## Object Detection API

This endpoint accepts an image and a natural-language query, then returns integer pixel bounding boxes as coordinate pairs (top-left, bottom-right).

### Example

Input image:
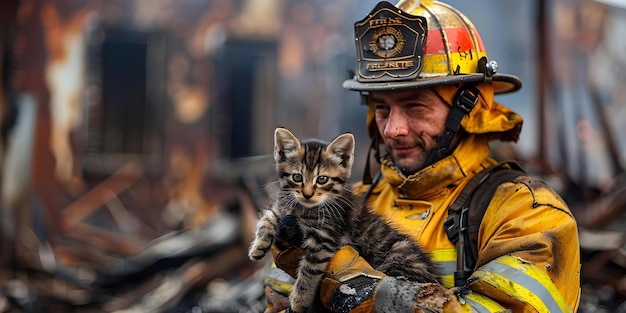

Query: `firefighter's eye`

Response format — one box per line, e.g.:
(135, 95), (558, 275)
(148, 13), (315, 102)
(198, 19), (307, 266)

(292, 174), (303, 182)
(317, 176), (329, 184)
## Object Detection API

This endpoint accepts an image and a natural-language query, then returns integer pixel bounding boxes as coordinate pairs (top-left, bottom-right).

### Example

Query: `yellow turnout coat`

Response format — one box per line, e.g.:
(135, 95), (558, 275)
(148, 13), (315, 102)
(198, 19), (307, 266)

(354, 133), (581, 312)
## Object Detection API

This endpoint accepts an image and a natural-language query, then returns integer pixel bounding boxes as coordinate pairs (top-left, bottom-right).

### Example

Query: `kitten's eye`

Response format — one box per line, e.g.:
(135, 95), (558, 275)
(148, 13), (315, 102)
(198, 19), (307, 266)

(292, 174), (303, 182)
(316, 176), (329, 184)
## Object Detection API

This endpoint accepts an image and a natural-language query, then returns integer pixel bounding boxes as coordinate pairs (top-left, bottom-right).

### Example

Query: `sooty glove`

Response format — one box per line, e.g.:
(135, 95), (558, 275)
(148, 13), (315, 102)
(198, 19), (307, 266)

(271, 215), (304, 278)
(320, 246), (462, 313)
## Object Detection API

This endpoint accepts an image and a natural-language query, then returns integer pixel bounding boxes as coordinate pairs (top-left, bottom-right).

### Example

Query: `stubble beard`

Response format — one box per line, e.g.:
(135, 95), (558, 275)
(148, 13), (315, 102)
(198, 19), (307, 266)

(390, 134), (441, 176)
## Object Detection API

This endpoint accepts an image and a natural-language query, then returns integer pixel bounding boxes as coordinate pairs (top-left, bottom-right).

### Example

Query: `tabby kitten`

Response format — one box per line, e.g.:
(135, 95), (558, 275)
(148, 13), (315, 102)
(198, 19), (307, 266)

(249, 127), (439, 313)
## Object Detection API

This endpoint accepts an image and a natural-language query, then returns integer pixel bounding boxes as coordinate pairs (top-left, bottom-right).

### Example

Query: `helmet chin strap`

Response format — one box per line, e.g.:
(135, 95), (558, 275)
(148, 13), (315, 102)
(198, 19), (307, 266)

(424, 84), (480, 167)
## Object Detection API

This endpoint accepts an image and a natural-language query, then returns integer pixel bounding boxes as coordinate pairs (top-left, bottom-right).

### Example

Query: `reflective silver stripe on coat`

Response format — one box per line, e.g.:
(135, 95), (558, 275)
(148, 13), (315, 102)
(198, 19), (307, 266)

(461, 291), (510, 313)
(472, 256), (571, 312)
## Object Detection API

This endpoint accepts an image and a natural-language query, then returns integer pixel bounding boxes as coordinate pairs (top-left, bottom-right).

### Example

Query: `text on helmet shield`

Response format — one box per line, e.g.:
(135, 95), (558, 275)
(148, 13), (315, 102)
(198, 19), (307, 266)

(354, 1), (427, 83)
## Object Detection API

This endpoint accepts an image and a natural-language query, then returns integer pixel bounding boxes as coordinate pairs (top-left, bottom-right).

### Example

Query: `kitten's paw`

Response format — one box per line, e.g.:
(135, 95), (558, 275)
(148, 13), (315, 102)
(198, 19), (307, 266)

(287, 305), (304, 313)
(248, 243), (269, 261)
(289, 299), (309, 313)
(248, 249), (267, 261)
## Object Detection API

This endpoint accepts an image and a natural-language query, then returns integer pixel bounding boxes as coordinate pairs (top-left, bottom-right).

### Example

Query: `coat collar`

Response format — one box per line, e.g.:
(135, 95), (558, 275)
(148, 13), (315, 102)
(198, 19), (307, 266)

(379, 134), (491, 199)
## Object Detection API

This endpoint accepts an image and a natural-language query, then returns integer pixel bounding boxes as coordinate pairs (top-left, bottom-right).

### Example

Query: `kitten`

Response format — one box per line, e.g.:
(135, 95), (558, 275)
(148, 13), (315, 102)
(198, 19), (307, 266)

(249, 127), (439, 313)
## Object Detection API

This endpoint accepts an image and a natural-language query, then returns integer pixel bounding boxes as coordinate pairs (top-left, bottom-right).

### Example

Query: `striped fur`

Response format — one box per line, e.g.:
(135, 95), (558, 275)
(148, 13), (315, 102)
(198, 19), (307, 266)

(249, 128), (439, 313)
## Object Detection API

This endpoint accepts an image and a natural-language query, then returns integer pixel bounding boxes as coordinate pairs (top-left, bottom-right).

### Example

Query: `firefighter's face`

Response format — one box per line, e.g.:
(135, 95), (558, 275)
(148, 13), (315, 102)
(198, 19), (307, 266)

(372, 88), (450, 175)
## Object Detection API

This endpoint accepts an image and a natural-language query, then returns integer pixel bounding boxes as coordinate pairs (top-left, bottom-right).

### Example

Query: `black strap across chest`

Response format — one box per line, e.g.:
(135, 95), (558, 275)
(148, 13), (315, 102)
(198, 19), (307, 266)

(444, 161), (526, 287)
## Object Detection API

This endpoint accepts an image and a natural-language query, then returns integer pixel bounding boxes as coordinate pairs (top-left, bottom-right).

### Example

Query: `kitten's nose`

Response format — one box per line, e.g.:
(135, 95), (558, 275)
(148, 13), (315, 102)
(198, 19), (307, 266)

(303, 186), (314, 199)
(303, 191), (313, 199)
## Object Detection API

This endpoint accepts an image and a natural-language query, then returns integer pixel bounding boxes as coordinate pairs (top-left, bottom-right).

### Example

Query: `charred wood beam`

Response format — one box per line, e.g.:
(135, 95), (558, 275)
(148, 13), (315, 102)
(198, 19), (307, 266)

(62, 223), (142, 258)
(62, 163), (142, 229)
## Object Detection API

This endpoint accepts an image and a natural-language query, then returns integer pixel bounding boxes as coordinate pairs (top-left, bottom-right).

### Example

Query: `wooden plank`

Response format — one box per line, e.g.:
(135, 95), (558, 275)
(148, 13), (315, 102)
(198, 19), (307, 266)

(62, 163), (142, 228)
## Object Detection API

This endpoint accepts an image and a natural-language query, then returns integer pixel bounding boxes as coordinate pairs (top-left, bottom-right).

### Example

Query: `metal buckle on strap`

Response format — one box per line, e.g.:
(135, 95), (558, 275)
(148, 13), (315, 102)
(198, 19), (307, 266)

(444, 215), (459, 244)
(455, 85), (480, 113)
(444, 206), (470, 245)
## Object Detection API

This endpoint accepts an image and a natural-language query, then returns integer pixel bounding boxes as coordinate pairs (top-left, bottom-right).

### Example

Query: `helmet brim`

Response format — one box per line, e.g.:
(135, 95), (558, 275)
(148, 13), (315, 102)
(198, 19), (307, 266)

(342, 73), (522, 94)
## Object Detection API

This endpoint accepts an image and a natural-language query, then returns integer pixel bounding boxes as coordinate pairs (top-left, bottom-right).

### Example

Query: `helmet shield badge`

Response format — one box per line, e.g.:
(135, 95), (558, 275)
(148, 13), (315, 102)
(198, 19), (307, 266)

(355, 1), (427, 83)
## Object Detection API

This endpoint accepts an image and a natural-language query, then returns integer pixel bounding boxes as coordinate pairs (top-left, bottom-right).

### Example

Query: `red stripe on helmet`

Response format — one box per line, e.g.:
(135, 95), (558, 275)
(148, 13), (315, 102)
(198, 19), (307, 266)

(424, 27), (483, 55)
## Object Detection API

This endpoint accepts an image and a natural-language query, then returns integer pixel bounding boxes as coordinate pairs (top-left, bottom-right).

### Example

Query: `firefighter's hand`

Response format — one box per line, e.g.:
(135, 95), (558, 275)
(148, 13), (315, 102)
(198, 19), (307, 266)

(320, 246), (385, 312)
(264, 285), (290, 313)
(264, 266), (295, 313)
(320, 246), (463, 313)
(270, 215), (304, 278)
(270, 244), (302, 279)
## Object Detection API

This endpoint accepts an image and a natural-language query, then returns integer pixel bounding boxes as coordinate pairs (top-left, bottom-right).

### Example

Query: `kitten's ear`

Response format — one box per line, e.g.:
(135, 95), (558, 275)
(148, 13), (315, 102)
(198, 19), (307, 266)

(327, 133), (355, 168)
(274, 127), (301, 162)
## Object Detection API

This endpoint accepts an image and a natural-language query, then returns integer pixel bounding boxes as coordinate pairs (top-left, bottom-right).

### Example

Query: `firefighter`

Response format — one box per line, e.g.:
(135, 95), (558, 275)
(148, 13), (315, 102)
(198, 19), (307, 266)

(266, 1), (581, 312)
